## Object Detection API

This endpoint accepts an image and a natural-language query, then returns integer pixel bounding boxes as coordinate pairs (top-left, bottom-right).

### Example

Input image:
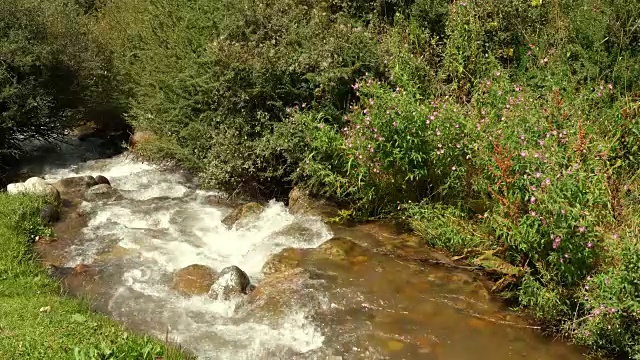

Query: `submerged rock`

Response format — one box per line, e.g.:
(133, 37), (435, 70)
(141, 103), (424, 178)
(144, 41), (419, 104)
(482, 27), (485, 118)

(316, 237), (365, 260)
(7, 177), (61, 203)
(173, 264), (218, 296)
(221, 202), (264, 229)
(39, 204), (60, 224)
(208, 265), (252, 300)
(261, 247), (305, 276)
(85, 184), (120, 202)
(288, 187), (340, 220)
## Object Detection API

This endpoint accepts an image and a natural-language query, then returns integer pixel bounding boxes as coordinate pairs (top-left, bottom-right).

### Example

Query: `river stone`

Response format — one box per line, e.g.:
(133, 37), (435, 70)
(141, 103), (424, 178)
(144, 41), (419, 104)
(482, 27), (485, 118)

(53, 175), (98, 194)
(208, 265), (251, 300)
(85, 184), (119, 201)
(289, 186), (340, 220)
(40, 204), (60, 224)
(7, 177), (61, 203)
(94, 175), (111, 186)
(316, 237), (364, 260)
(261, 248), (305, 276)
(173, 264), (218, 295)
(221, 202), (264, 229)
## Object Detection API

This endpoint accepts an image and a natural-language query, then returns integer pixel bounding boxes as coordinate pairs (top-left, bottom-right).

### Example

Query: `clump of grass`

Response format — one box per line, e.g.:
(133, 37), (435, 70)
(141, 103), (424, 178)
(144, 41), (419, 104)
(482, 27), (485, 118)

(0, 193), (191, 360)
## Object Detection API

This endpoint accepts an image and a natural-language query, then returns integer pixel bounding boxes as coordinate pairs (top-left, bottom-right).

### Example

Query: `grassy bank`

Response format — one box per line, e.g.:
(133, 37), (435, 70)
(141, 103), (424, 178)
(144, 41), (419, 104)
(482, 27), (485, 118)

(0, 193), (186, 360)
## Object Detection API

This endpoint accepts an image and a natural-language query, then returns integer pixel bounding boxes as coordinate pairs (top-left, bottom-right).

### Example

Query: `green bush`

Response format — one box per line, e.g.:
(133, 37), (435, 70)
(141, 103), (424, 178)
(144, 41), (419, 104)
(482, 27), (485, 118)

(98, 0), (383, 195)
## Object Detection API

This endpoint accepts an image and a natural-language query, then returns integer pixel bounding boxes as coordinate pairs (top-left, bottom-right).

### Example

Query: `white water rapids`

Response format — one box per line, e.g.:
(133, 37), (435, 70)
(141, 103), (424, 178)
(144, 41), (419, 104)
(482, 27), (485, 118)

(38, 150), (332, 359)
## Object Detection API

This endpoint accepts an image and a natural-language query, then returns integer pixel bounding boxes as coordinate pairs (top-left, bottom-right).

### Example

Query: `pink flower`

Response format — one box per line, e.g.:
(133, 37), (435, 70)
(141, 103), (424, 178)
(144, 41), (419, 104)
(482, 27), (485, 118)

(530, 196), (536, 204)
(393, 121), (397, 127)
(578, 226), (586, 233)
(520, 151), (527, 157)
(587, 242), (593, 248)
(553, 236), (561, 249)
(613, 233), (619, 239)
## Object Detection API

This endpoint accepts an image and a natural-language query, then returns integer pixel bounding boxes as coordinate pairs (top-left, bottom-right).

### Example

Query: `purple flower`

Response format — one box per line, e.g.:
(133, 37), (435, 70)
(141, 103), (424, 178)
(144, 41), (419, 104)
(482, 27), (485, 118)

(553, 236), (561, 249)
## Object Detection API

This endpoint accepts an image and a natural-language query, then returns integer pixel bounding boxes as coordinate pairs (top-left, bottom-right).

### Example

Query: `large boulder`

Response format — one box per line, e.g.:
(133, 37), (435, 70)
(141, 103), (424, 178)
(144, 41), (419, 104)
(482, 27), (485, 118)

(173, 264), (218, 296)
(52, 175), (98, 194)
(288, 187), (340, 220)
(208, 265), (252, 300)
(85, 184), (120, 202)
(7, 177), (61, 203)
(221, 202), (264, 229)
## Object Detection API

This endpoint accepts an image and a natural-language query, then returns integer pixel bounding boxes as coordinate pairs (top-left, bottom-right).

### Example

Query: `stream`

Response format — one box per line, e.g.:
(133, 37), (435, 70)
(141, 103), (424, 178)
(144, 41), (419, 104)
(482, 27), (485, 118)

(15, 138), (589, 359)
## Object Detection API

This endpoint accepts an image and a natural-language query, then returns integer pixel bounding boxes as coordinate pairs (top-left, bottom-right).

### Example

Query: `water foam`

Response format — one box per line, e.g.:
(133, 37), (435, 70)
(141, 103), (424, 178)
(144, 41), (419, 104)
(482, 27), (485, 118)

(55, 153), (331, 358)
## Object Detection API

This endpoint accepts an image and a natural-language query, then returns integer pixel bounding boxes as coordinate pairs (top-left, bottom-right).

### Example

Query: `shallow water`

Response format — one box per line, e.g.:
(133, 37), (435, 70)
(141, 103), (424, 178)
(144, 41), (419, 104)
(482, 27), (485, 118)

(23, 139), (588, 359)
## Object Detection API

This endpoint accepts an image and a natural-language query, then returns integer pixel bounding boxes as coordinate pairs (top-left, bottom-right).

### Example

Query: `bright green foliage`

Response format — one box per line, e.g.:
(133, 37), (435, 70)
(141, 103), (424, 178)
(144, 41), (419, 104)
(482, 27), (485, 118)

(0, 193), (190, 359)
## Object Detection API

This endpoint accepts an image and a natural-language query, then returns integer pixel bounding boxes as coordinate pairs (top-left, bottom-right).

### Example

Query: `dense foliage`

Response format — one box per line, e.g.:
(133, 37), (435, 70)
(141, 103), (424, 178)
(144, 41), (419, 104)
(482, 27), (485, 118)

(3, 0), (640, 357)
(0, 0), (122, 161)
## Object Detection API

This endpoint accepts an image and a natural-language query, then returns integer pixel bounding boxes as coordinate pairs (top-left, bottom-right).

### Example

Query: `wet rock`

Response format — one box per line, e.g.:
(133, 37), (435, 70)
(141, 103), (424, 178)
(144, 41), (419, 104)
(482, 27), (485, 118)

(221, 202), (264, 229)
(245, 269), (324, 320)
(173, 264), (218, 296)
(73, 263), (95, 275)
(52, 175), (98, 194)
(316, 237), (364, 260)
(289, 187), (340, 220)
(7, 177), (61, 203)
(261, 248), (305, 276)
(85, 184), (120, 202)
(39, 204), (60, 224)
(208, 265), (251, 300)
(94, 175), (111, 186)
(266, 223), (316, 241)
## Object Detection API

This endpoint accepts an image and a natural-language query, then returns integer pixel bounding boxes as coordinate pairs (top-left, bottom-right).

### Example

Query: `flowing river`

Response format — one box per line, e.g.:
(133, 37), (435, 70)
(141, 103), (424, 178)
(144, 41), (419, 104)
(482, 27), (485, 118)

(15, 138), (589, 359)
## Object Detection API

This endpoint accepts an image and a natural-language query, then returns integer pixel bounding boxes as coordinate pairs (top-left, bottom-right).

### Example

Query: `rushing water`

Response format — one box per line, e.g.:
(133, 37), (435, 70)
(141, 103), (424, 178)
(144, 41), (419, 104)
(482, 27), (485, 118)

(17, 138), (589, 359)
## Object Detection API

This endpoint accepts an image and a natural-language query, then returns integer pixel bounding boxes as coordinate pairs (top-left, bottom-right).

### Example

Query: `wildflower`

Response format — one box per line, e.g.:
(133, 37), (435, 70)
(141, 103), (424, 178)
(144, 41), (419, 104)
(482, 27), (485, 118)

(578, 226), (586, 233)
(436, 128), (441, 136)
(530, 196), (536, 204)
(520, 151), (527, 157)
(369, 98), (374, 105)
(587, 242), (593, 248)
(495, 71), (501, 76)
(553, 236), (561, 249)
(561, 209), (566, 215)
(452, 166), (457, 171)
(393, 121), (397, 127)
(520, 134), (525, 140)
(531, 185), (537, 191)
(535, 172), (542, 178)
(613, 233), (619, 239)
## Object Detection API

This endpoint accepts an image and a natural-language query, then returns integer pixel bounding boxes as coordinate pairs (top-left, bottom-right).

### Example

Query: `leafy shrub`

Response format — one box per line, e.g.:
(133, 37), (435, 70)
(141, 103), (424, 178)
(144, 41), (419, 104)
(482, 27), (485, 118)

(98, 0), (383, 195)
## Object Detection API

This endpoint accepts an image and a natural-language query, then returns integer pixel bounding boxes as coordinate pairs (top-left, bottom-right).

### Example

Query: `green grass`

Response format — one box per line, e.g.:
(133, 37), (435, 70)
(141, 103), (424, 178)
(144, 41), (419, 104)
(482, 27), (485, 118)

(0, 193), (189, 360)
